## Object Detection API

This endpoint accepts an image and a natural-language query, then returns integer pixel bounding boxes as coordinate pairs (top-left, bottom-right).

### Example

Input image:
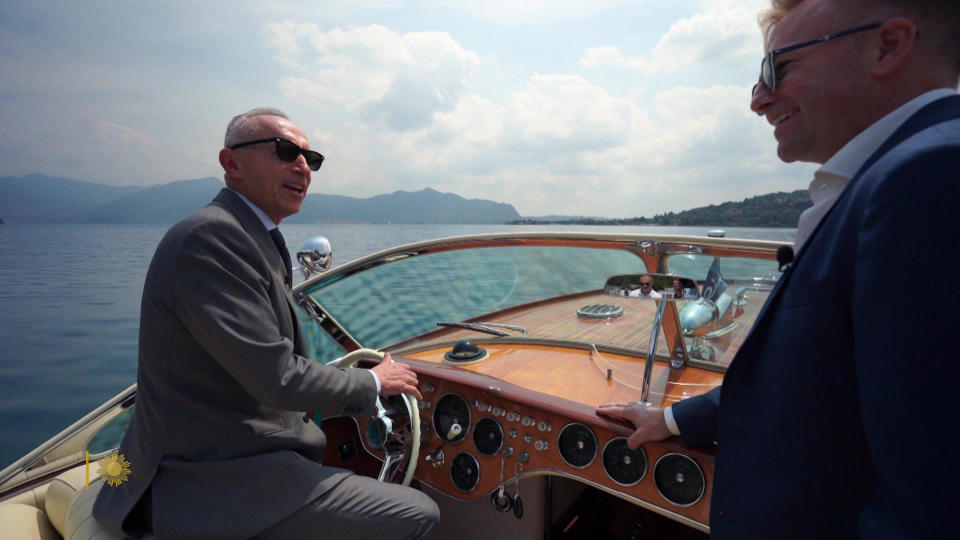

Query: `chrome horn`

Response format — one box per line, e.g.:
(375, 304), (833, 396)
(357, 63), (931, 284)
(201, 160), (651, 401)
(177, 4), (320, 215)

(296, 235), (333, 279)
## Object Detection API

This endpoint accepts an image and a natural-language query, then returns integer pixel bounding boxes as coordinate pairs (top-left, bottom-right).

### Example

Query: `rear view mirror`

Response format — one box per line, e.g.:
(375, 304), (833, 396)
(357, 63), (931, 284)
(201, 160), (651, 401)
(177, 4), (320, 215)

(604, 273), (699, 301)
(297, 235), (334, 279)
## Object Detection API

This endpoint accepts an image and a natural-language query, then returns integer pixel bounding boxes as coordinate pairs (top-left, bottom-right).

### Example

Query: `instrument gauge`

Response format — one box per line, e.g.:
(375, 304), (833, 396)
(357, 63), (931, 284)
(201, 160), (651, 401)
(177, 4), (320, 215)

(450, 452), (480, 492)
(602, 437), (647, 486)
(473, 417), (504, 456)
(653, 453), (705, 507)
(433, 393), (470, 444)
(558, 423), (598, 468)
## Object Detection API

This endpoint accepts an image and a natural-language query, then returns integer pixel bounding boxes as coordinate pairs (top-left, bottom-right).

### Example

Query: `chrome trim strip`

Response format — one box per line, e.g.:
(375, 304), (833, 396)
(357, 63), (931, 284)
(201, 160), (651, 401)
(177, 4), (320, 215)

(0, 384), (137, 489)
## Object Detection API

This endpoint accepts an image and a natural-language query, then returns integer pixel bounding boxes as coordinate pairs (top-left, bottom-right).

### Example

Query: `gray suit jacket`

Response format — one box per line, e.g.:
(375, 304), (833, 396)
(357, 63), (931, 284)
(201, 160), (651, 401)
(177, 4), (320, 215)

(93, 189), (378, 539)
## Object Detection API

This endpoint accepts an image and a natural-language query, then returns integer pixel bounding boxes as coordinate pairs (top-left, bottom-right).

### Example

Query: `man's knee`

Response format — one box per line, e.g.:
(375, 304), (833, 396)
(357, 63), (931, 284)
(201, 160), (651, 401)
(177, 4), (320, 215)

(401, 490), (440, 539)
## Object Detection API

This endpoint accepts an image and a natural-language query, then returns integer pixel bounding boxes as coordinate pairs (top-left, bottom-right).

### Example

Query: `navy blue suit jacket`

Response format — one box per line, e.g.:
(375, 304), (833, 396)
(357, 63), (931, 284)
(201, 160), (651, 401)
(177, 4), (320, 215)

(673, 95), (960, 538)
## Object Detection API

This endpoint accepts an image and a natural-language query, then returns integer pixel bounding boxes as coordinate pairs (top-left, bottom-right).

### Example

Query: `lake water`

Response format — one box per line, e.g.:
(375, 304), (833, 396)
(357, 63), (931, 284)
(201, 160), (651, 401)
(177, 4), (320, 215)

(0, 222), (794, 468)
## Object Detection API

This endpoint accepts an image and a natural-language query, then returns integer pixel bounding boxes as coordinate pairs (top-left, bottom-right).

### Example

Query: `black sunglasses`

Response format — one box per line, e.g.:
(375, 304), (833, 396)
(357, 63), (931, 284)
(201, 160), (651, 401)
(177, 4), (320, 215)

(229, 137), (324, 171)
(640, 282), (653, 287)
(754, 22), (881, 94)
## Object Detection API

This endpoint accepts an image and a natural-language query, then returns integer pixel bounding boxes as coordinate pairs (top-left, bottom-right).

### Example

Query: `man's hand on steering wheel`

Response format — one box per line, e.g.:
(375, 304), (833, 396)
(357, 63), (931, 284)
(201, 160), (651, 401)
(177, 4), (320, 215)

(370, 353), (423, 400)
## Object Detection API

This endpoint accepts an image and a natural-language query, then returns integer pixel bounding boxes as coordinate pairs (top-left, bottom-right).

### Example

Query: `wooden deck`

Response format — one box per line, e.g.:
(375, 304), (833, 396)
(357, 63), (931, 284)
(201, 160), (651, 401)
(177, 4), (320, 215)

(399, 288), (771, 407)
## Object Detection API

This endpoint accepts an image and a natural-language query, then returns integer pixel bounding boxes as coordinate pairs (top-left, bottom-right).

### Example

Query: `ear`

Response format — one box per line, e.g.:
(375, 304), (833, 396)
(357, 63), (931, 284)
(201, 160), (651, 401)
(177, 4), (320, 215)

(219, 148), (242, 184)
(871, 18), (916, 80)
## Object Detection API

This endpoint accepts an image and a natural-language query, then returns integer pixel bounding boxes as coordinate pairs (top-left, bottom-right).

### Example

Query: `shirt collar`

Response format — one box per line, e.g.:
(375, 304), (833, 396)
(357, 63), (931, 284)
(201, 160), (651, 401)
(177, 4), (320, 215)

(227, 188), (277, 231)
(818, 88), (958, 179)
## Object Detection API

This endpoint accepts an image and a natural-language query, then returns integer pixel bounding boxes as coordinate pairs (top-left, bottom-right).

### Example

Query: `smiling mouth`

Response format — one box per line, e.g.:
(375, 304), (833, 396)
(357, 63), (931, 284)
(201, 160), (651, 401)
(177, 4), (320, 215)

(773, 111), (796, 125)
(283, 183), (306, 195)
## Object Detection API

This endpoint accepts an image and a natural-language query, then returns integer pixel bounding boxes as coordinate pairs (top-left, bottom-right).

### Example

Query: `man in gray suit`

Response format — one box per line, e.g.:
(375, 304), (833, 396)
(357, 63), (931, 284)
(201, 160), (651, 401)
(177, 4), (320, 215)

(93, 108), (439, 539)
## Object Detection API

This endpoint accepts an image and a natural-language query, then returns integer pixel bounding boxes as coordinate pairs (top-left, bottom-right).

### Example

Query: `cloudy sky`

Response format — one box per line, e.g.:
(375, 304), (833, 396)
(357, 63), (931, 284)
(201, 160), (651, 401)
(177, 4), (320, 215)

(0, 0), (816, 218)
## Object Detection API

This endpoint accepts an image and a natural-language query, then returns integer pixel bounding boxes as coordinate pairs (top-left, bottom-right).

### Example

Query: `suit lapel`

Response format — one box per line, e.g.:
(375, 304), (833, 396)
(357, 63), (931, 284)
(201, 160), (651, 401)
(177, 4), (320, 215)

(734, 95), (960, 364)
(212, 189), (301, 344)
(212, 189), (284, 279)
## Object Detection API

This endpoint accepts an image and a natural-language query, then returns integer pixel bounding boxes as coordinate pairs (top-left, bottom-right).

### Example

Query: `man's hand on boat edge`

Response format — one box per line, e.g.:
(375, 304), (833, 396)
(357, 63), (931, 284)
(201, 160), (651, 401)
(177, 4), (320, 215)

(596, 402), (672, 449)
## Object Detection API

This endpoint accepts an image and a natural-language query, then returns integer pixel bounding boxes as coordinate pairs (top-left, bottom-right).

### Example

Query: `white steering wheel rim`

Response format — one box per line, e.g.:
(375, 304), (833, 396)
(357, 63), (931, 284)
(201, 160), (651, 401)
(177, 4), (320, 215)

(332, 348), (420, 486)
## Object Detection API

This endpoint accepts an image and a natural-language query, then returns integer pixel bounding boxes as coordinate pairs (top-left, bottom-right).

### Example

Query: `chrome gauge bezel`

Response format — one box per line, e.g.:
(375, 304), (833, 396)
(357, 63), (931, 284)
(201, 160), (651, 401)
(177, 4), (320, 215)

(653, 452), (705, 507)
(432, 392), (471, 444)
(557, 422), (598, 469)
(601, 436), (647, 487)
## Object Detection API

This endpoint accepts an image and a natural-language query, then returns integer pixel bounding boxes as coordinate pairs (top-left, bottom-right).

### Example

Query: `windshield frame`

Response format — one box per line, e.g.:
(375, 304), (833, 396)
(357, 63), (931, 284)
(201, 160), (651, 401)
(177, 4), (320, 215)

(293, 232), (785, 371)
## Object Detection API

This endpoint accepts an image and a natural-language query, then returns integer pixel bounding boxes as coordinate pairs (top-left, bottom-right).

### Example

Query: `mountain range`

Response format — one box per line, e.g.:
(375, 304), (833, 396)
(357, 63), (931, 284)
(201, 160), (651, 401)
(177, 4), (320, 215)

(0, 174), (811, 226)
(0, 175), (521, 224)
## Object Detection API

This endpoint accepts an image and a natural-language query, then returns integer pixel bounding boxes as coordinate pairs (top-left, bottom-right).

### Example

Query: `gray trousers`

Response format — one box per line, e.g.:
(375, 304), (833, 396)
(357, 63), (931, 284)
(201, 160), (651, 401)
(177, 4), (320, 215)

(253, 474), (439, 540)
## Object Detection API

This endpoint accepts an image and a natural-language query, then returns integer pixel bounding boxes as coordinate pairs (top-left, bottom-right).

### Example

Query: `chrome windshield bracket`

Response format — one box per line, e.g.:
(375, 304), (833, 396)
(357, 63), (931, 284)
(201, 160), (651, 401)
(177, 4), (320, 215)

(639, 299), (668, 405)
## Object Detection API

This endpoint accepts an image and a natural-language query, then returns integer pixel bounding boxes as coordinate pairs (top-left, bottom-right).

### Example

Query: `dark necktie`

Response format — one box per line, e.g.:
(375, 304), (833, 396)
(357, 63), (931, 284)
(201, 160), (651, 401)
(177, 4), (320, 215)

(269, 227), (293, 286)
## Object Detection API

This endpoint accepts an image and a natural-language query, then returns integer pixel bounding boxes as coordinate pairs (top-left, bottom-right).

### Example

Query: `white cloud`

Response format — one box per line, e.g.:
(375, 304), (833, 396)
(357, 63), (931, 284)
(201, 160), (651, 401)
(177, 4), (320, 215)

(580, 1), (764, 73)
(266, 23), (481, 131)
(423, 0), (644, 26)
(0, 0), (814, 216)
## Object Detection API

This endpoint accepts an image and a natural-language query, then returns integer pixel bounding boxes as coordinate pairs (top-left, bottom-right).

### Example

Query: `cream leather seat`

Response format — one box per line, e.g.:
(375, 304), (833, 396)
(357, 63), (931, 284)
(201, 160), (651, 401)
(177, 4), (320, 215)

(0, 503), (59, 540)
(0, 464), (149, 540)
(61, 480), (133, 540)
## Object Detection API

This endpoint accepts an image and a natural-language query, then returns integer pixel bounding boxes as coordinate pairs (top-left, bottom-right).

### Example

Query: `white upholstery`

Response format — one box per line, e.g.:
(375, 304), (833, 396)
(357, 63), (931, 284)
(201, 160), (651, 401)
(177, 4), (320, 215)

(0, 503), (59, 540)
(3, 463), (153, 540)
(45, 465), (88, 534)
(64, 480), (130, 540)
(1, 483), (48, 511)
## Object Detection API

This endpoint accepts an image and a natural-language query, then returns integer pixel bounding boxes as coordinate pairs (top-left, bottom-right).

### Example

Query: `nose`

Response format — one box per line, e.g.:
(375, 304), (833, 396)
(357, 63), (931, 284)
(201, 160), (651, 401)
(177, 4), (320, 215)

(750, 80), (774, 116)
(291, 152), (311, 174)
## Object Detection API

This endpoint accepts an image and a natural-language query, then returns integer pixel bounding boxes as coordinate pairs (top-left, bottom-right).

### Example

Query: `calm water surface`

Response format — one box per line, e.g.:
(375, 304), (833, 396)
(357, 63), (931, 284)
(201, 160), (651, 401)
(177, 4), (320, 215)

(0, 223), (794, 468)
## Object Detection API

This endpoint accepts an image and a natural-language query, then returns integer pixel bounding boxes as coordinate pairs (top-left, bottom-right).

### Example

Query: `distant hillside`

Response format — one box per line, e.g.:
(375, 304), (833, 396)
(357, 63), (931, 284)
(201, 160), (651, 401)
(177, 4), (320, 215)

(0, 174), (144, 223)
(81, 177), (224, 223)
(286, 187), (520, 224)
(647, 190), (811, 227)
(0, 175), (521, 224)
(1, 174), (810, 226)
(511, 190), (812, 228)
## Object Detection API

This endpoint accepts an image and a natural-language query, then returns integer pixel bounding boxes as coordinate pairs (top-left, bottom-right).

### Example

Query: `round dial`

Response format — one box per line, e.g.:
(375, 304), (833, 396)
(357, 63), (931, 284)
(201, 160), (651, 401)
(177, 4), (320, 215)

(653, 453), (705, 506)
(433, 393), (470, 444)
(450, 452), (480, 492)
(473, 417), (504, 456)
(602, 437), (647, 486)
(558, 423), (598, 468)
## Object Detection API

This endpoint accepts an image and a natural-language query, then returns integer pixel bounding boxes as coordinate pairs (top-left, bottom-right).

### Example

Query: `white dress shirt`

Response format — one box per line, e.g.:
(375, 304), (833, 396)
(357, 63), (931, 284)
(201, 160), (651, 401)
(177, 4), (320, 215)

(665, 87), (959, 436)
(793, 88), (959, 250)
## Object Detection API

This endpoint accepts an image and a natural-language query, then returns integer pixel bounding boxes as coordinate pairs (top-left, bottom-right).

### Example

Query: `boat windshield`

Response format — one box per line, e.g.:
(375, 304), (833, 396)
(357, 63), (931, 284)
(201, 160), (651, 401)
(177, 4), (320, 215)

(297, 235), (783, 370)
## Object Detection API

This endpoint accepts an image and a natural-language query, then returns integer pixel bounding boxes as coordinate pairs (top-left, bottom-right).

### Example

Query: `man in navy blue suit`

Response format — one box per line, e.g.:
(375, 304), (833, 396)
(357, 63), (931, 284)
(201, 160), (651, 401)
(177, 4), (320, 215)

(599, 0), (960, 537)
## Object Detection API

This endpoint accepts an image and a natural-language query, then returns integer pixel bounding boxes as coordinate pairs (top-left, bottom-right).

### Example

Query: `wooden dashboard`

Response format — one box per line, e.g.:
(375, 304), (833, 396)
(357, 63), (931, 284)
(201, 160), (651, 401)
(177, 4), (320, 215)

(322, 353), (718, 532)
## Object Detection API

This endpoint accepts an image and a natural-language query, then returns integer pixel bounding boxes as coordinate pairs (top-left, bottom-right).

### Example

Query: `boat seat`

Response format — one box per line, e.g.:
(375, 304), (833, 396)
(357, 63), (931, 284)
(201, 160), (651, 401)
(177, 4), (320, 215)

(0, 464), (88, 540)
(45, 465), (89, 535)
(62, 479), (134, 540)
(29, 464), (153, 540)
(0, 502), (60, 540)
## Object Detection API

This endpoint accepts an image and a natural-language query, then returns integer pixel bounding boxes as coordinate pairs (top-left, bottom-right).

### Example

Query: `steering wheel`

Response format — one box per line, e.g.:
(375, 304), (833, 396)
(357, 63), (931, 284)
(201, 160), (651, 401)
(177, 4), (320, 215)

(331, 348), (420, 486)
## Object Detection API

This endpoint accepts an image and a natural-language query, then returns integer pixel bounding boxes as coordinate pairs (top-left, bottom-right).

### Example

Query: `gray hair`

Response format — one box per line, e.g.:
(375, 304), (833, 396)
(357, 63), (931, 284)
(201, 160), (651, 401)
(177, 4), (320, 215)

(223, 107), (289, 148)
(222, 107), (289, 185)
